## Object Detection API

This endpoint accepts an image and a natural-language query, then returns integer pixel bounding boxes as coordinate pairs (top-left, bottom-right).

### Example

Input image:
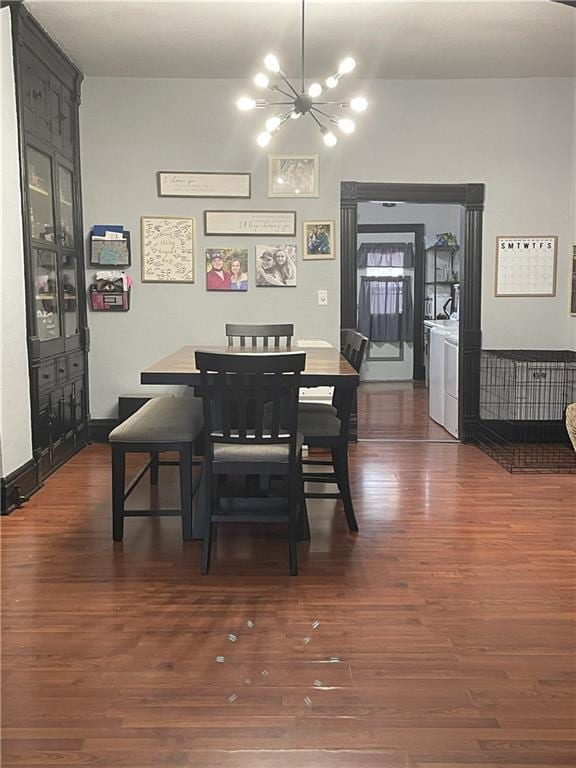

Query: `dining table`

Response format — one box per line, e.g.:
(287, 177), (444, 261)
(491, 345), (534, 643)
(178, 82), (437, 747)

(141, 343), (359, 538)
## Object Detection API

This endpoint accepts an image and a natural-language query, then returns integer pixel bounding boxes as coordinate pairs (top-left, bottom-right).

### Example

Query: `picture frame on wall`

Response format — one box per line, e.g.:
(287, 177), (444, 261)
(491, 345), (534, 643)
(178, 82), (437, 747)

(268, 155), (319, 198)
(157, 171), (251, 199)
(206, 248), (249, 291)
(204, 210), (297, 236)
(141, 216), (195, 283)
(303, 220), (335, 260)
(571, 244), (576, 316)
(256, 244), (297, 287)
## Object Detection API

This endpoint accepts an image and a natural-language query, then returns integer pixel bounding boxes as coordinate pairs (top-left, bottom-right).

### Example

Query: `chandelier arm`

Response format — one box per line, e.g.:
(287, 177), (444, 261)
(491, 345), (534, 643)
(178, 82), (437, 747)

(268, 101), (297, 106)
(278, 73), (300, 99)
(310, 106), (338, 121)
(308, 110), (325, 131)
(312, 102), (349, 106)
(271, 85), (296, 99)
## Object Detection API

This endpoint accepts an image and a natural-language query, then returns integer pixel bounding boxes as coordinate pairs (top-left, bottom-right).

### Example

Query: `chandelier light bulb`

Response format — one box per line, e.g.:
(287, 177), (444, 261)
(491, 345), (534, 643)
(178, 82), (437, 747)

(337, 117), (356, 134)
(325, 75), (339, 89)
(256, 131), (272, 147)
(322, 130), (338, 147)
(290, 111), (302, 120)
(307, 82), (322, 98)
(338, 57), (356, 75)
(350, 96), (368, 112)
(237, 96), (256, 111)
(264, 53), (281, 73)
(265, 115), (282, 132)
(254, 73), (269, 88)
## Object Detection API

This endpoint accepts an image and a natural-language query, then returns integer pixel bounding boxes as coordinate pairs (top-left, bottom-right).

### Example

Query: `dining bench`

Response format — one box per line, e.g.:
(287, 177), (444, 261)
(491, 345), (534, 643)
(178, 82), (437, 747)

(108, 397), (203, 541)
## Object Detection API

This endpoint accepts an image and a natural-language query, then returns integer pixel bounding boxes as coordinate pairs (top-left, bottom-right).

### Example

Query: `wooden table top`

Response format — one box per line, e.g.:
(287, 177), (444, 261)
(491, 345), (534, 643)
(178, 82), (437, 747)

(141, 345), (359, 387)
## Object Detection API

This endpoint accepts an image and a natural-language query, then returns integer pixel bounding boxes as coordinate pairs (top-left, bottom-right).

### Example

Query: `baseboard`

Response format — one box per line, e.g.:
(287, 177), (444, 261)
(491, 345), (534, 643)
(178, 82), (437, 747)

(89, 418), (118, 443)
(1, 457), (42, 515)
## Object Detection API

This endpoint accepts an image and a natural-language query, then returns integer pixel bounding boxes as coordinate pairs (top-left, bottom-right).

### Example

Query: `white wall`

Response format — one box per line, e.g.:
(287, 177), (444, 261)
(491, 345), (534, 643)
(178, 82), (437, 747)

(0, 8), (33, 477)
(80, 77), (575, 418)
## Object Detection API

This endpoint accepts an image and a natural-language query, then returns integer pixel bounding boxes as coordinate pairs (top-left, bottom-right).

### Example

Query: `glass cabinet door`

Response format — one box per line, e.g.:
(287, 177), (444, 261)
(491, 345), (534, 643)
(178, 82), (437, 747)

(27, 147), (55, 243)
(33, 248), (61, 340)
(57, 166), (75, 248)
(61, 253), (79, 338)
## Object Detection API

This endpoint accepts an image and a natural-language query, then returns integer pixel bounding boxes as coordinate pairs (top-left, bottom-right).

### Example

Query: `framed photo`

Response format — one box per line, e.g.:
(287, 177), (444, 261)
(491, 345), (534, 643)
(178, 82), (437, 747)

(204, 210), (296, 236)
(303, 220), (335, 260)
(141, 216), (195, 283)
(268, 155), (319, 198)
(206, 248), (248, 292)
(495, 236), (557, 297)
(571, 244), (576, 316)
(255, 244), (297, 287)
(157, 171), (251, 199)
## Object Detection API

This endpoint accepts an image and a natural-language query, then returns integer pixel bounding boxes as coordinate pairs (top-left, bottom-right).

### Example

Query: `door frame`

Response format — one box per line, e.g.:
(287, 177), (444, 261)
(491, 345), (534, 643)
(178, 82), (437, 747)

(341, 181), (484, 443)
(357, 223), (426, 381)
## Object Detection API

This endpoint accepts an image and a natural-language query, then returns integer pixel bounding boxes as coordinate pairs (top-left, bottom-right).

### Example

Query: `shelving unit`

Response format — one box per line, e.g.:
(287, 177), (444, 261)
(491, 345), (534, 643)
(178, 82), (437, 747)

(425, 244), (460, 319)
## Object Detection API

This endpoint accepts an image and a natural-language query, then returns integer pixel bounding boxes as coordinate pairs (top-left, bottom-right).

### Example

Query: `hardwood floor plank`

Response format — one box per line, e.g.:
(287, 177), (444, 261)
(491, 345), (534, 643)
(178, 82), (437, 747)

(1, 437), (574, 767)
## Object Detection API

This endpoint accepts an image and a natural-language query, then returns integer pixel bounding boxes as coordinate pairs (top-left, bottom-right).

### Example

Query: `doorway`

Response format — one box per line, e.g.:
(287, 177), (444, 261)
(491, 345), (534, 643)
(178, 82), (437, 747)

(341, 182), (484, 443)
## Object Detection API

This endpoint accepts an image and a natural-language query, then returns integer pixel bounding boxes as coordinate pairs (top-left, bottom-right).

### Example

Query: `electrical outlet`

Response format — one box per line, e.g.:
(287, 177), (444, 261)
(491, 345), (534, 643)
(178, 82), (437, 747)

(318, 289), (328, 306)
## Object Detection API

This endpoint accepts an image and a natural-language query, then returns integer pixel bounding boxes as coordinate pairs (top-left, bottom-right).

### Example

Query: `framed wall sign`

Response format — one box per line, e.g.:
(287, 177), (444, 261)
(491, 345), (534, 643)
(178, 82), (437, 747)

(303, 220), (335, 260)
(157, 171), (251, 199)
(204, 210), (297, 236)
(571, 244), (576, 316)
(268, 155), (319, 198)
(495, 236), (557, 297)
(141, 216), (195, 283)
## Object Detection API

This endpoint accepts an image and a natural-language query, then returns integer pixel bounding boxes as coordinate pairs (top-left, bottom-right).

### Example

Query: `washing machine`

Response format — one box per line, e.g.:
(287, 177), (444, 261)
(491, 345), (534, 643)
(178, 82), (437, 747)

(443, 333), (459, 438)
(429, 326), (452, 426)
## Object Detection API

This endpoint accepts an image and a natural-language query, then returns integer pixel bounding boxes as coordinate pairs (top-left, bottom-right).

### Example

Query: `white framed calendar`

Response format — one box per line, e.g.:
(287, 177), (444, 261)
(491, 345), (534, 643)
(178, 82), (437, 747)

(495, 236), (557, 297)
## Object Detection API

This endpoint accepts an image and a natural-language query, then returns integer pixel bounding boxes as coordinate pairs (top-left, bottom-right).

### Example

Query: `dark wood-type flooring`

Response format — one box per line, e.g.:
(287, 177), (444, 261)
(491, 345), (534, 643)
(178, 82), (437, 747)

(2, 438), (575, 767)
(358, 382), (458, 441)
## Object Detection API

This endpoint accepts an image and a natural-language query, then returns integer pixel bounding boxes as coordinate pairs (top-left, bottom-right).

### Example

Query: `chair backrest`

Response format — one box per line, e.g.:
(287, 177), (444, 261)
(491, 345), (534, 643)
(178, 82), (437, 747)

(343, 330), (368, 373)
(196, 351), (305, 457)
(225, 323), (294, 349)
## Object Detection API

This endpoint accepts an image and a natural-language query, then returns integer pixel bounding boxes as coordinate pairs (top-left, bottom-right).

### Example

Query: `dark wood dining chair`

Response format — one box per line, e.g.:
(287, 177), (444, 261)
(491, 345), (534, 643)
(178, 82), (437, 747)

(196, 350), (306, 575)
(298, 330), (368, 532)
(225, 323), (294, 348)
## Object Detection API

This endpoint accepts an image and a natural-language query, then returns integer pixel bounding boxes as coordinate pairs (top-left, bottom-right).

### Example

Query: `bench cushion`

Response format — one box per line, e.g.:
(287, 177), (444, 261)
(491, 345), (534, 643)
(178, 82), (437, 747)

(109, 397), (203, 444)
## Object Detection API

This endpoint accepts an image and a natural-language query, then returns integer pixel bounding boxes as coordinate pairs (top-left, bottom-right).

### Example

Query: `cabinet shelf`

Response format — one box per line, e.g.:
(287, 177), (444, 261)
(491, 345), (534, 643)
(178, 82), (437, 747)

(426, 281), (458, 286)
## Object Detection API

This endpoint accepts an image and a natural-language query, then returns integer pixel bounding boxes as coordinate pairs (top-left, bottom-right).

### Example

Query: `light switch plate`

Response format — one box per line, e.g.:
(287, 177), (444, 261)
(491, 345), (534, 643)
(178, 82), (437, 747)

(317, 289), (328, 306)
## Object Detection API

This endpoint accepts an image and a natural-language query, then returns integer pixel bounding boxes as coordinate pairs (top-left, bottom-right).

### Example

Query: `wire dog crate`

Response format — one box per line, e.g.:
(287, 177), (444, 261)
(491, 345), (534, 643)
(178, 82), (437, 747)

(477, 350), (576, 473)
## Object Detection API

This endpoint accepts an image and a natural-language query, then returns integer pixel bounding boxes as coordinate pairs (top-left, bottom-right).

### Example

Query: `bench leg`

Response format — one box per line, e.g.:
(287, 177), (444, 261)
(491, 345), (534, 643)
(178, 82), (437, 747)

(112, 447), (125, 541)
(179, 444), (193, 541)
(150, 452), (159, 485)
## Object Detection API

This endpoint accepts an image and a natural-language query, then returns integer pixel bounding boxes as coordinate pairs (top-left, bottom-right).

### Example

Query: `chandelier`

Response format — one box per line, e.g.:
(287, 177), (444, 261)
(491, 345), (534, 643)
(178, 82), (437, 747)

(236, 0), (368, 148)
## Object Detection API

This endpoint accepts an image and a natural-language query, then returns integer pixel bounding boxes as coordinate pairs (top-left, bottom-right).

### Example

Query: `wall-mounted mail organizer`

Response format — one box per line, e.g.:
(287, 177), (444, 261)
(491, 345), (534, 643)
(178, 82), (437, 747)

(89, 225), (131, 266)
(89, 271), (132, 312)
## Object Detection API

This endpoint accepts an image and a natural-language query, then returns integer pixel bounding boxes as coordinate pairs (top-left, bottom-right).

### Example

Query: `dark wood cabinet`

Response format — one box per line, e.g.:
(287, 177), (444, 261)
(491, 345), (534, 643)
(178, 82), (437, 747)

(11, 5), (89, 482)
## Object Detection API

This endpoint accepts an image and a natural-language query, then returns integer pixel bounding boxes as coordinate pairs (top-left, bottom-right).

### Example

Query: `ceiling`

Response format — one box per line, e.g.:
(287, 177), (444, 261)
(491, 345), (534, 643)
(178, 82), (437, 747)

(23, 0), (576, 79)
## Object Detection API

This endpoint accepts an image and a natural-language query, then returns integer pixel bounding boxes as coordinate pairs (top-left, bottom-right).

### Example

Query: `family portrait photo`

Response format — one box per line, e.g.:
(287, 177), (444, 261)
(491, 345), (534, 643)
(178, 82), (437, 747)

(268, 155), (319, 197)
(304, 220), (335, 260)
(205, 248), (248, 291)
(255, 245), (297, 287)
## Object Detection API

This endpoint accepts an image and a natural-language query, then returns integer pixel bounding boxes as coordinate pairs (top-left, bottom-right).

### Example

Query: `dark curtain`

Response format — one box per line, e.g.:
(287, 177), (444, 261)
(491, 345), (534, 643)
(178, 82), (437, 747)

(357, 242), (414, 268)
(358, 277), (414, 343)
